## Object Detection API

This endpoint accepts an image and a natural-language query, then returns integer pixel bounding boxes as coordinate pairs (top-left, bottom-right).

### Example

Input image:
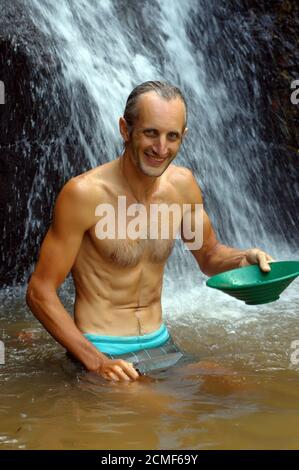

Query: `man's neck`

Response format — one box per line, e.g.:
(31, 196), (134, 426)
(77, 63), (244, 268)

(120, 151), (160, 203)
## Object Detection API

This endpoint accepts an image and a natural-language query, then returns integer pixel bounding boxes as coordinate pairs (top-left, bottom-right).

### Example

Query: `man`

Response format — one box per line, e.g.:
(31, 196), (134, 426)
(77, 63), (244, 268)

(26, 81), (273, 382)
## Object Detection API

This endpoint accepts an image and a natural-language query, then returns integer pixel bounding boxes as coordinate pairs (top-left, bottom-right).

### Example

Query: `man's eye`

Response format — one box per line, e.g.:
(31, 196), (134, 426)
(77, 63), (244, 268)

(168, 133), (178, 140)
(144, 130), (156, 137)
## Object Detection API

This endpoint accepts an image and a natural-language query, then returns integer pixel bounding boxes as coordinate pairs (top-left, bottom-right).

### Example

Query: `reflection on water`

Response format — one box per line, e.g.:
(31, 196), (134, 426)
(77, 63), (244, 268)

(1, 279), (299, 450)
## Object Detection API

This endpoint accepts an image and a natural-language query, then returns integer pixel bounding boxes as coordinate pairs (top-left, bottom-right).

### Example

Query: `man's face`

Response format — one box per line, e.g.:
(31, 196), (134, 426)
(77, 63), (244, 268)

(125, 92), (187, 177)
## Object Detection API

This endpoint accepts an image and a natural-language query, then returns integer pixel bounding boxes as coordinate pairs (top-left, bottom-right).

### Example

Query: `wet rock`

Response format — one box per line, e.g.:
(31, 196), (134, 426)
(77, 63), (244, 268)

(0, 1), (86, 285)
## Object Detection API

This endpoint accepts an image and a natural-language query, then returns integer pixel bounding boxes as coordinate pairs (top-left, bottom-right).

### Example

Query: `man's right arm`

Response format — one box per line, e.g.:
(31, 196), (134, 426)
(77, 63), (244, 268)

(26, 178), (139, 381)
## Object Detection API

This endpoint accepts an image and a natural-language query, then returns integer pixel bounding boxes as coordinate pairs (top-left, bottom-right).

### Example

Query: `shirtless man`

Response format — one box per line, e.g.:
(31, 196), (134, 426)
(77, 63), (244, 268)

(26, 81), (273, 382)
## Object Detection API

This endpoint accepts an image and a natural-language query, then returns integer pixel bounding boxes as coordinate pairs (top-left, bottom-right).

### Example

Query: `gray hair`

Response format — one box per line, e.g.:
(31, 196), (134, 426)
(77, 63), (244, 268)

(123, 81), (187, 133)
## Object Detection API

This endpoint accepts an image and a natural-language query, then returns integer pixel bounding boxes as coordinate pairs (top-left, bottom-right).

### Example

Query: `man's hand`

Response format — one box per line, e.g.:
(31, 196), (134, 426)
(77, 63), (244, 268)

(98, 358), (140, 382)
(239, 248), (275, 272)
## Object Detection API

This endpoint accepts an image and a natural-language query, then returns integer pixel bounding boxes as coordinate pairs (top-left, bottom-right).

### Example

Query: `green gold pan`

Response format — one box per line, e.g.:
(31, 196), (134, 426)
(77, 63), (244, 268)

(206, 261), (299, 305)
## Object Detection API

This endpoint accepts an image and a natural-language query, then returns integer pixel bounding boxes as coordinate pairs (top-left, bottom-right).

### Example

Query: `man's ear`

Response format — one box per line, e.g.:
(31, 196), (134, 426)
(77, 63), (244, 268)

(119, 117), (130, 143)
(182, 127), (188, 140)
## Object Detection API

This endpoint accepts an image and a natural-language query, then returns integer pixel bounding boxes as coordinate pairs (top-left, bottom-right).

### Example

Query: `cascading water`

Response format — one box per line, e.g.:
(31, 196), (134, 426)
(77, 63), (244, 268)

(7, 0), (294, 280)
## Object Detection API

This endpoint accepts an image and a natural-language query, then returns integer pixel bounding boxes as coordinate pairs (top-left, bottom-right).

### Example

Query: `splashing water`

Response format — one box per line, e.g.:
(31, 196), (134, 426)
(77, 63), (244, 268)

(1, 1), (299, 450)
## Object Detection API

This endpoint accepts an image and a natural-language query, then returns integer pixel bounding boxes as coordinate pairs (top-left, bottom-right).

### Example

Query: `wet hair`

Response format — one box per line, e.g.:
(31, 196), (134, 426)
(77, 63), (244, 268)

(123, 80), (187, 133)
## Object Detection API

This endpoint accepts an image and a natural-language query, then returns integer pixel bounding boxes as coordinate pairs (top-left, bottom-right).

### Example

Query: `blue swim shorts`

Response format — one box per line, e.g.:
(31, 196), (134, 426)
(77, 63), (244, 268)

(84, 323), (184, 374)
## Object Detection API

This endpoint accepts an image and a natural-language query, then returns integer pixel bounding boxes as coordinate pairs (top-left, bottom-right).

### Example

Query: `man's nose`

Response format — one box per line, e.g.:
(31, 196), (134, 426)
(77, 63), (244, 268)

(153, 136), (168, 157)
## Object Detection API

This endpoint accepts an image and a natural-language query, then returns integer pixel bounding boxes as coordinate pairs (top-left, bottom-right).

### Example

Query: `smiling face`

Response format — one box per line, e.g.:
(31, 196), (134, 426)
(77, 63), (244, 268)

(120, 92), (187, 177)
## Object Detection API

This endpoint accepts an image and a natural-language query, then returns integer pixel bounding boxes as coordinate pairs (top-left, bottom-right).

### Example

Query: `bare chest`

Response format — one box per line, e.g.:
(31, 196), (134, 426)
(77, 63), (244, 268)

(88, 200), (183, 267)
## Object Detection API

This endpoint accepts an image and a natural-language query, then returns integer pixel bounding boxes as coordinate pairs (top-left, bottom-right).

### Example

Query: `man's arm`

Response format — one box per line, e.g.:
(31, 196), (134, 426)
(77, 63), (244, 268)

(26, 178), (139, 381)
(181, 170), (274, 276)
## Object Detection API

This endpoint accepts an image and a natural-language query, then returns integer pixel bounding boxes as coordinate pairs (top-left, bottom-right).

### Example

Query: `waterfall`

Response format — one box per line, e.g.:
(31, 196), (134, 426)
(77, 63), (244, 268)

(2, 0), (297, 287)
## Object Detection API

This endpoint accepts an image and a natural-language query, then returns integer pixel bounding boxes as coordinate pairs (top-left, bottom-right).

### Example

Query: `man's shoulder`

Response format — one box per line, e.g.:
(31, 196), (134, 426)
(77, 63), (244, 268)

(167, 164), (197, 187)
(61, 161), (113, 201)
(53, 165), (111, 227)
(166, 164), (202, 202)
(60, 175), (93, 203)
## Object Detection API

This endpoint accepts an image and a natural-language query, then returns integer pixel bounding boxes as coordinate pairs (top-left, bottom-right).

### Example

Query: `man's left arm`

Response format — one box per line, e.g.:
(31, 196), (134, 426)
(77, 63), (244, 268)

(180, 171), (274, 277)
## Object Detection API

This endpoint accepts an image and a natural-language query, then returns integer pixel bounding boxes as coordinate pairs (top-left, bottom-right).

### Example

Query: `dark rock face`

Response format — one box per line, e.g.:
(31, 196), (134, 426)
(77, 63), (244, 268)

(0, 0), (298, 287)
(245, 0), (299, 150)
(191, 0), (299, 243)
(241, 0), (299, 235)
(0, 2), (44, 286)
(0, 1), (89, 286)
(181, 0), (299, 249)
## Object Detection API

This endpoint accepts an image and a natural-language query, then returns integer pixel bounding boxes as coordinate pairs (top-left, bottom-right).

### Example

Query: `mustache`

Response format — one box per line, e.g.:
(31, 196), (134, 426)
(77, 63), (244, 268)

(145, 150), (168, 159)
